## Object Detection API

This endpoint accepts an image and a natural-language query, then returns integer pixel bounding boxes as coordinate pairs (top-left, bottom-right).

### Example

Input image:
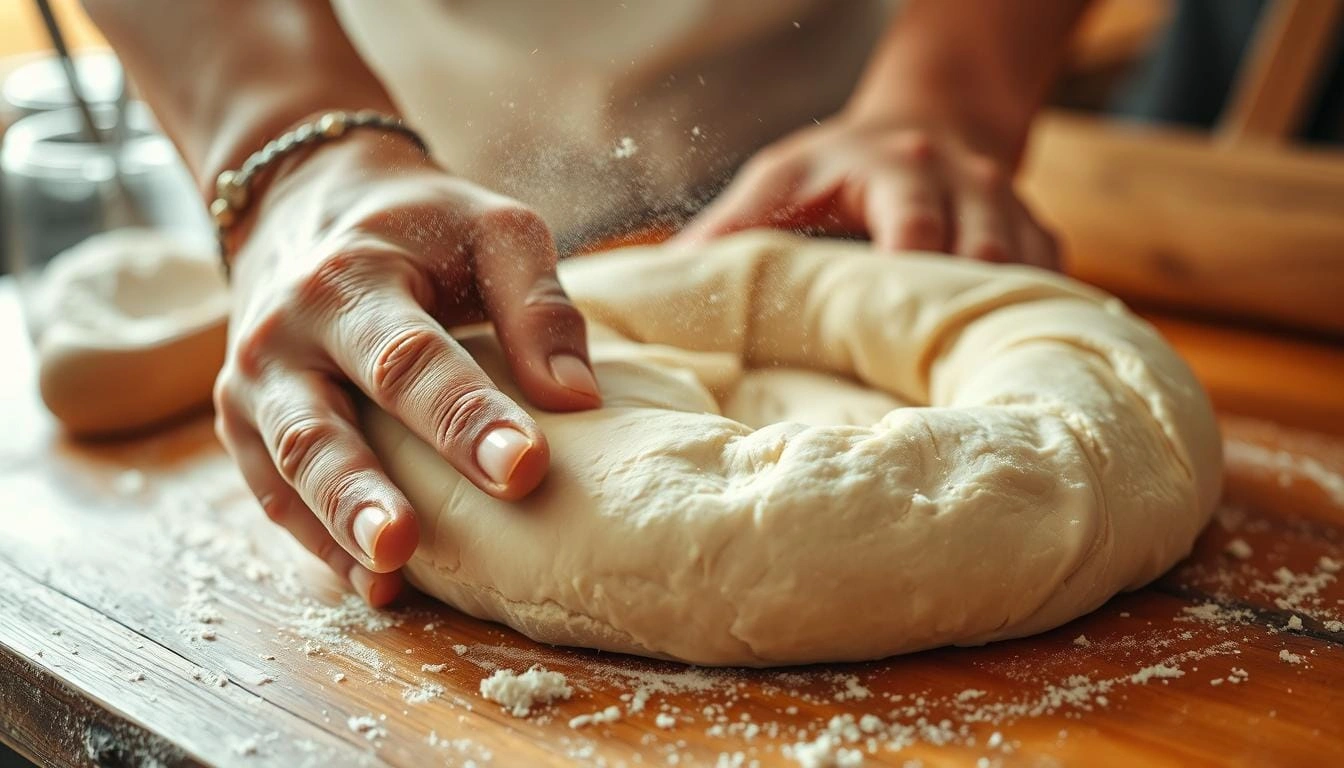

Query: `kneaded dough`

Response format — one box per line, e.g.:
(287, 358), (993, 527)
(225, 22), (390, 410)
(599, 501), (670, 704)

(363, 231), (1223, 667)
(35, 229), (227, 437)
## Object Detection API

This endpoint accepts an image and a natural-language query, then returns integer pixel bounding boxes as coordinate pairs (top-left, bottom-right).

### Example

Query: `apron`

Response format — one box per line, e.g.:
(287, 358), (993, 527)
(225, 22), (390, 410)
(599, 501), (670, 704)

(332, 0), (894, 244)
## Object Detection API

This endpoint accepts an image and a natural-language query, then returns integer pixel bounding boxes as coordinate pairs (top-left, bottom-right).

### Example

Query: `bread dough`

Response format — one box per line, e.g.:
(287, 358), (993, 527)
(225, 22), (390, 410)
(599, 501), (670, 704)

(34, 229), (227, 437)
(364, 231), (1223, 667)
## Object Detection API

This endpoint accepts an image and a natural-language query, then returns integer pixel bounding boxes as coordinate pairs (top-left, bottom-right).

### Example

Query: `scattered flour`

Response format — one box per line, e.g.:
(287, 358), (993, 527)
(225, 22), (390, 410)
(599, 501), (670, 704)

(479, 666), (573, 716)
(570, 705), (623, 729)
(1254, 564), (1337, 612)
(113, 469), (147, 495)
(347, 715), (386, 741)
(404, 682), (445, 705)
(1180, 602), (1255, 627)
(655, 713), (678, 730)
(1130, 664), (1184, 684)
(1224, 440), (1344, 506)
(613, 137), (639, 159)
(784, 733), (864, 767)
(1224, 539), (1254, 559)
(190, 668), (228, 688)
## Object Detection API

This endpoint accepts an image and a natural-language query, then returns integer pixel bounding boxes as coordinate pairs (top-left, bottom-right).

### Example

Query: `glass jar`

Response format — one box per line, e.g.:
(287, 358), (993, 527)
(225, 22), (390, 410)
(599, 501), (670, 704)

(1, 102), (212, 335)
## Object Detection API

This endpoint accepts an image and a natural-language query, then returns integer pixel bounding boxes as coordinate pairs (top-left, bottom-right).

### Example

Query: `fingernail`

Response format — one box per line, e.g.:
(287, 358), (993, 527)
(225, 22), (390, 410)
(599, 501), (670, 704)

(352, 506), (390, 560)
(549, 354), (601, 399)
(477, 427), (532, 485)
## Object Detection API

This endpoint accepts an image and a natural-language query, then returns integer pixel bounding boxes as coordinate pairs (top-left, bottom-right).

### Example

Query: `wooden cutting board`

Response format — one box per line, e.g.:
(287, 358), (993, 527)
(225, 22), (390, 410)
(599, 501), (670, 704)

(1, 280), (1341, 767)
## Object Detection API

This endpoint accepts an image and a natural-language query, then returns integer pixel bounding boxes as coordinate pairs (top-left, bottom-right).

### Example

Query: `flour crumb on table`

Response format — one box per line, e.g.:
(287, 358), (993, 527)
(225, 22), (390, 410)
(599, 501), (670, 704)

(479, 665), (573, 716)
(1278, 649), (1304, 665)
(655, 713), (677, 729)
(1072, 634), (1091, 648)
(190, 667), (228, 687)
(569, 705), (622, 729)
(233, 736), (259, 757)
(784, 732), (864, 767)
(1223, 538), (1254, 559)
(126, 671), (145, 682)
(113, 469), (147, 495)
(1285, 615), (1303, 631)
(421, 662), (449, 673)
(1129, 664), (1184, 684)
(403, 682), (445, 705)
(347, 714), (387, 741)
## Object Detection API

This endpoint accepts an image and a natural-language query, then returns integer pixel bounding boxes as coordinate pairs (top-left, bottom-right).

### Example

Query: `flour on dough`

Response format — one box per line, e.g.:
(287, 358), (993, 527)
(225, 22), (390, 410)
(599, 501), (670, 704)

(362, 231), (1223, 667)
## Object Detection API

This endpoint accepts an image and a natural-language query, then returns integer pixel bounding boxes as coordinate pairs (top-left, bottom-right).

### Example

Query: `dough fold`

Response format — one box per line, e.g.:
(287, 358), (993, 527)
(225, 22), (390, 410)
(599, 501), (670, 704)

(362, 232), (1222, 666)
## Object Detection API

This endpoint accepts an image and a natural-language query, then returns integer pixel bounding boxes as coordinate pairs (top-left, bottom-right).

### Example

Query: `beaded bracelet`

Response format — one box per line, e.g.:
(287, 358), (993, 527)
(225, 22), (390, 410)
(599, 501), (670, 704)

(209, 109), (428, 272)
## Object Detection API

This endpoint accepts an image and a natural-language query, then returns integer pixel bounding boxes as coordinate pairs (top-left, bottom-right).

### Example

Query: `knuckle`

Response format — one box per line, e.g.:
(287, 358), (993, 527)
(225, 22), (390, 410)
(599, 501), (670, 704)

(523, 276), (578, 313)
(322, 470), (368, 526)
(272, 415), (335, 483)
(967, 238), (1012, 263)
(368, 327), (445, 402)
(231, 311), (287, 378)
(436, 386), (503, 449)
(294, 251), (375, 313)
(896, 211), (944, 246)
(474, 204), (552, 245)
(889, 132), (937, 165)
(965, 156), (1009, 194)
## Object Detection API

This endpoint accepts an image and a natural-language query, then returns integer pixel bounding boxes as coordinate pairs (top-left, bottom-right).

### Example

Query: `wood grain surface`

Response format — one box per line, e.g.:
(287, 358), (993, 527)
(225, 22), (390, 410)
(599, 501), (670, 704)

(1, 274), (1341, 767)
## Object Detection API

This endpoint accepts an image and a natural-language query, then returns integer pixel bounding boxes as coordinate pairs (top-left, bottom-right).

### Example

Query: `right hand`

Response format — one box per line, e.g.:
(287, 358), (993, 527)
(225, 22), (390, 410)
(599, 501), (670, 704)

(213, 131), (602, 606)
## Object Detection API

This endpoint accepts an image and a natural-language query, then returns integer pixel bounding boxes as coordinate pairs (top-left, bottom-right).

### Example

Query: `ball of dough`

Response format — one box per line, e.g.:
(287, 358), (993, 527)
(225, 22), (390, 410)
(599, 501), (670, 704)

(362, 232), (1222, 667)
(34, 229), (227, 437)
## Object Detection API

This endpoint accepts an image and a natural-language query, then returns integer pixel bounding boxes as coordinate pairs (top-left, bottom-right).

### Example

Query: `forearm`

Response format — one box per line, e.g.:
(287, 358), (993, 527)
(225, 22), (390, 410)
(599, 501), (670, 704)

(82, 0), (397, 197)
(848, 0), (1094, 166)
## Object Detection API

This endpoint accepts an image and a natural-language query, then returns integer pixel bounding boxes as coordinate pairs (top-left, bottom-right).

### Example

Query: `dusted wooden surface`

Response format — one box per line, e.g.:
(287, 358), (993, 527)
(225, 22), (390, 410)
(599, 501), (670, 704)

(1, 278), (1342, 767)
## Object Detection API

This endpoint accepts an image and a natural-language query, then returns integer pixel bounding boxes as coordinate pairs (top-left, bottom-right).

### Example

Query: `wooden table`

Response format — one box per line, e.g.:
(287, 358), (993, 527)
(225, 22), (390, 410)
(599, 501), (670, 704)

(1, 277), (1342, 768)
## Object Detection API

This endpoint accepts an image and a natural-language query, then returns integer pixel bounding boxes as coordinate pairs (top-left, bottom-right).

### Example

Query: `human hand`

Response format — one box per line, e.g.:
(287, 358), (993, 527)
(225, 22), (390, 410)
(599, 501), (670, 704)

(213, 132), (601, 606)
(675, 112), (1059, 270)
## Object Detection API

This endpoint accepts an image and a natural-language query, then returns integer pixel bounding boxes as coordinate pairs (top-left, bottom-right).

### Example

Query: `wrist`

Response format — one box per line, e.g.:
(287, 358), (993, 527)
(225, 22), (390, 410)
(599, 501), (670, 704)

(844, 81), (1033, 169)
(223, 121), (434, 269)
(845, 28), (1042, 167)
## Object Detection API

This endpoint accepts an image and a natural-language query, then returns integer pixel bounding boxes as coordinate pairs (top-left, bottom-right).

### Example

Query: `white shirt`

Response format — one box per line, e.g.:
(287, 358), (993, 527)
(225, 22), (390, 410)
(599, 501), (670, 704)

(334, 0), (895, 244)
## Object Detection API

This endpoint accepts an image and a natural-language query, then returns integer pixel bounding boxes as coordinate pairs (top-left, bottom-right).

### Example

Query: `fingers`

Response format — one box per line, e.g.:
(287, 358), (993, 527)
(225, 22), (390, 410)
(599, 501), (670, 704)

(864, 172), (948, 254)
(952, 158), (1018, 264)
(216, 410), (405, 606)
(247, 370), (420, 573)
(674, 153), (805, 244)
(1013, 204), (1062, 271)
(330, 290), (550, 500)
(470, 206), (602, 412)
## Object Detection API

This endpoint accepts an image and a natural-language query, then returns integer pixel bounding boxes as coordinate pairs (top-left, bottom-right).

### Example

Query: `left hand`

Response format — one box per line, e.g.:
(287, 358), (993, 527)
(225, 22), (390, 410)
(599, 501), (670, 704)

(674, 113), (1059, 270)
